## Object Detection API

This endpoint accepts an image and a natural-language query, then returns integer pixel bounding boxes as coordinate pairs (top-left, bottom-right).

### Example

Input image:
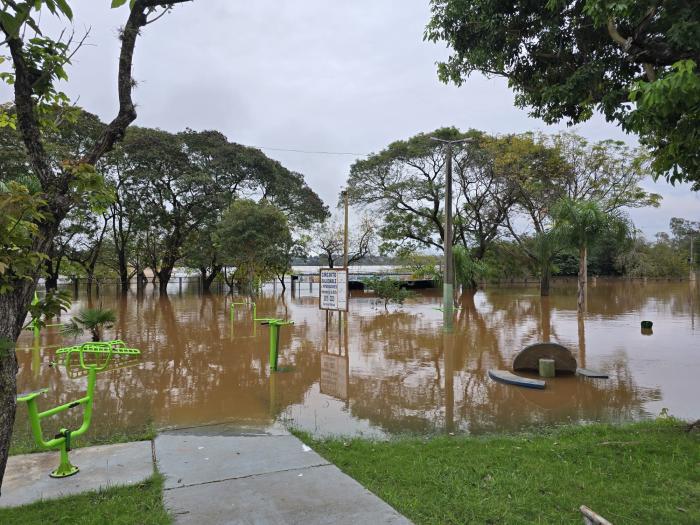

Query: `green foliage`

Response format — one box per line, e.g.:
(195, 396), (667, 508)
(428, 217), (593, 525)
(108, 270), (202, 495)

(426, 0), (700, 187)
(629, 60), (700, 189)
(25, 289), (71, 328)
(398, 251), (442, 283)
(62, 307), (116, 342)
(0, 181), (46, 292)
(453, 245), (488, 288)
(616, 233), (691, 277)
(553, 198), (628, 252)
(362, 277), (415, 310)
(300, 419), (700, 525)
(217, 199), (293, 289)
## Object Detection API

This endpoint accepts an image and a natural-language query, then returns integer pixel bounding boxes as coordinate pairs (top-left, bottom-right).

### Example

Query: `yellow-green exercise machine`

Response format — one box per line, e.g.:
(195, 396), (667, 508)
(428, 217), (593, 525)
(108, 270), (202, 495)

(16, 340), (141, 478)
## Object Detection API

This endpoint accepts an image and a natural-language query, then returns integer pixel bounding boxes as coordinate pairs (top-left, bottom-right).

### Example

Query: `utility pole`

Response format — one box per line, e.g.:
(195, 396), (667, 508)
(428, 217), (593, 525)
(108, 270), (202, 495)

(342, 190), (349, 325)
(342, 190), (349, 269)
(430, 137), (471, 328)
(691, 233), (696, 282)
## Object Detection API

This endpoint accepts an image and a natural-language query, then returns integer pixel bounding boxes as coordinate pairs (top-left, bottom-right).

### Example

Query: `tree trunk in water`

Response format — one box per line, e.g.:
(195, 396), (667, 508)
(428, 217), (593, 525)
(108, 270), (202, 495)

(118, 257), (129, 294)
(200, 268), (212, 293)
(577, 244), (587, 311)
(541, 296), (551, 342)
(278, 275), (287, 292)
(158, 267), (173, 295)
(540, 265), (551, 297)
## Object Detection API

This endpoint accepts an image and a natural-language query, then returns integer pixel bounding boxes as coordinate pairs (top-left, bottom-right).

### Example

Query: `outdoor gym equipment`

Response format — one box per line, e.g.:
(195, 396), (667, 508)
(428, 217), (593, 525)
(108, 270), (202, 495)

(230, 301), (258, 323)
(16, 340), (141, 478)
(257, 318), (294, 371)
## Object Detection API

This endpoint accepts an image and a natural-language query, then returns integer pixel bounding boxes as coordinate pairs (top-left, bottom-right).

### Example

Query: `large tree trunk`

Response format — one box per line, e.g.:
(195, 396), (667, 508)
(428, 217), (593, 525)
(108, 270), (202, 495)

(577, 244), (587, 311)
(117, 252), (129, 294)
(200, 266), (221, 293)
(0, 281), (35, 496)
(158, 266), (173, 295)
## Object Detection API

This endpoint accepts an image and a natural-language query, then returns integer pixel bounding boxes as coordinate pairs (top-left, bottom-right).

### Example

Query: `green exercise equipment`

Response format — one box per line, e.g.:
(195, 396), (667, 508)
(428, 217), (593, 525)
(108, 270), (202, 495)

(258, 318), (294, 372)
(16, 340), (141, 478)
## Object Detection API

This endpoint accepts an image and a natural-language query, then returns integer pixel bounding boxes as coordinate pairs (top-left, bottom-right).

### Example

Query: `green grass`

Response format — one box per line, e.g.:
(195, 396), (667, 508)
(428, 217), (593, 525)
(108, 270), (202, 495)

(297, 419), (700, 524)
(9, 422), (157, 456)
(0, 473), (170, 525)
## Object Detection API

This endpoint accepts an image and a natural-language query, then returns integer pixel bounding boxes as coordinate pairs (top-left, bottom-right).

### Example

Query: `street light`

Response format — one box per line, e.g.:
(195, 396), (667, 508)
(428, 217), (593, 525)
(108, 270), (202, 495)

(430, 137), (473, 327)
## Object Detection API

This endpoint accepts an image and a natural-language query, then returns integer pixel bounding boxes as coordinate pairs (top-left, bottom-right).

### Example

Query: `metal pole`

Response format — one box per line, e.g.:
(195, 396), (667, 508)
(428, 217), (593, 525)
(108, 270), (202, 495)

(690, 234), (696, 282)
(342, 190), (349, 325)
(343, 190), (349, 269)
(443, 142), (454, 323)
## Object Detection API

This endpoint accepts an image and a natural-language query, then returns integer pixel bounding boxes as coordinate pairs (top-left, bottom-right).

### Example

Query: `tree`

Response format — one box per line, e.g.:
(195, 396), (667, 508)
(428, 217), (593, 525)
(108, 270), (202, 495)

(347, 128), (516, 267)
(0, 0), (190, 490)
(426, 0), (700, 187)
(62, 308), (116, 342)
(504, 132), (659, 295)
(312, 216), (376, 268)
(217, 200), (293, 294)
(362, 277), (414, 311)
(553, 198), (628, 309)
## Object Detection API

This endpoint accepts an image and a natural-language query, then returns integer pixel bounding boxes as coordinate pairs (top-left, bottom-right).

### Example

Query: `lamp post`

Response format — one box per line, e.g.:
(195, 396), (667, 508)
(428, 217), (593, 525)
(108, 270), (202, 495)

(430, 137), (472, 328)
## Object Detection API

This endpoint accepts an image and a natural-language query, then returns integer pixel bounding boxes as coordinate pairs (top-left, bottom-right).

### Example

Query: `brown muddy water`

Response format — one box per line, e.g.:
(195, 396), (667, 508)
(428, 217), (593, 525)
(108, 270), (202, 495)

(13, 281), (700, 440)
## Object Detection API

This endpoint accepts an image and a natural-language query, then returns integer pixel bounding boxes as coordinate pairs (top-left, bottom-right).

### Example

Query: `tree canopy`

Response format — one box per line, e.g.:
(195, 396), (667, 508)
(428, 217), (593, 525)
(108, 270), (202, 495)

(426, 0), (700, 188)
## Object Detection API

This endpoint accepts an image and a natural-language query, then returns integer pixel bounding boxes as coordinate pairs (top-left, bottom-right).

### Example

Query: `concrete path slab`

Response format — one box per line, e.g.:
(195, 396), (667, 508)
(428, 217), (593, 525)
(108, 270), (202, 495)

(155, 432), (329, 489)
(164, 463), (412, 525)
(0, 441), (153, 508)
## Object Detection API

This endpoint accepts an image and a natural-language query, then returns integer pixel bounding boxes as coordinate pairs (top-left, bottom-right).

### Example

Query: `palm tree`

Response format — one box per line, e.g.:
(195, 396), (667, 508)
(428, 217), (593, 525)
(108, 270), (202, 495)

(554, 198), (627, 310)
(62, 308), (116, 342)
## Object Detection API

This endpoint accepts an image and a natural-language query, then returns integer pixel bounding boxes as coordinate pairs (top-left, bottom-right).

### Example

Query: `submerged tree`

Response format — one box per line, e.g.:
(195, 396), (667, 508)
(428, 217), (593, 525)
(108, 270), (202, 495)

(554, 198), (628, 310)
(62, 308), (116, 343)
(217, 200), (293, 293)
(362, 277), (414, 311)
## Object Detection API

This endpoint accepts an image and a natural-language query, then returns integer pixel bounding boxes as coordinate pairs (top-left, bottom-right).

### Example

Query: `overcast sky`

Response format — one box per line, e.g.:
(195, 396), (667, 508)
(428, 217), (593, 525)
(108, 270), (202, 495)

(3, 1), (697, 235)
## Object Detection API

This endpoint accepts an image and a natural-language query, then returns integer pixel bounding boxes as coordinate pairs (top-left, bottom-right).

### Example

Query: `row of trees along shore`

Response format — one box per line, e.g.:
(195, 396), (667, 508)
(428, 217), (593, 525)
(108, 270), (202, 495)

(5, 120), (698, 306)
(0, 109), (330, 295)
(346, 127), (698, 304)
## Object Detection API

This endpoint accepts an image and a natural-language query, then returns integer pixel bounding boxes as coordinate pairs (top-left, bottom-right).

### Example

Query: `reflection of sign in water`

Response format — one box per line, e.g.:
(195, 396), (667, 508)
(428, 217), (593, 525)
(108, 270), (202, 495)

(319, 269), (348, 311)
(320, 353), (348, 400)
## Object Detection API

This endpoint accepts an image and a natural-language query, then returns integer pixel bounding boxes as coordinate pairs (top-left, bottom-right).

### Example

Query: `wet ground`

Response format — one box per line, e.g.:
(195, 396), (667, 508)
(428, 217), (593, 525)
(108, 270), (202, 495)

(14, 280), (700, 439)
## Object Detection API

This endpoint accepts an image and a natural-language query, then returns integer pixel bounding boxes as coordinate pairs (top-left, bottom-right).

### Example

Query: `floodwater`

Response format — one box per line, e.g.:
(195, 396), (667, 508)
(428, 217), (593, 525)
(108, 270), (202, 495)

(13, 280), (700, 440)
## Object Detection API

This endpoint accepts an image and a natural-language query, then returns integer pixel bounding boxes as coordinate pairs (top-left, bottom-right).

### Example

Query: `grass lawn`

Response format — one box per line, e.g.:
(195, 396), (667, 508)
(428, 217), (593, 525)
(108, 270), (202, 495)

(299, 419), (700, 525)
(0, 474), (170, 525)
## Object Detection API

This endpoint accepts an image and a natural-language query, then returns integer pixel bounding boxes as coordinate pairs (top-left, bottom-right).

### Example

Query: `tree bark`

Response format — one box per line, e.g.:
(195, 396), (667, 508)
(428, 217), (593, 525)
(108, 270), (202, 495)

(157, 267), (173, 295)
(578, 244), (587, 311)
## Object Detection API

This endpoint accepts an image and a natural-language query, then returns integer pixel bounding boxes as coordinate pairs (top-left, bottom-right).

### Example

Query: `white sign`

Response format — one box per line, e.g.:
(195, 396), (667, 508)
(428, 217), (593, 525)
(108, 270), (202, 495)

(319, 269), (348, 311)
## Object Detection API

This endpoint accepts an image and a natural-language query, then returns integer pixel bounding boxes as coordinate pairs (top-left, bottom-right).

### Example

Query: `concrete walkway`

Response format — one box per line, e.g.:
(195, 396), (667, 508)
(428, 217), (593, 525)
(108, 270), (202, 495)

(1, 424), (412, 524)
(156, 423), (411, 524)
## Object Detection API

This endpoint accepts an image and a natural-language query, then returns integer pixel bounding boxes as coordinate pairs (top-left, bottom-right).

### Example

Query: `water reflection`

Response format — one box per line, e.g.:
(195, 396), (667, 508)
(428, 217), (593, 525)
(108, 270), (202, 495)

(13, 281), (698, 441)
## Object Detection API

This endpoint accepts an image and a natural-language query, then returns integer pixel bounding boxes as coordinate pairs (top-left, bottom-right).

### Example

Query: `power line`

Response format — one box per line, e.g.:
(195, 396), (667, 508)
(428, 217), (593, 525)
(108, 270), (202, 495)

(240, 144), (369, 157)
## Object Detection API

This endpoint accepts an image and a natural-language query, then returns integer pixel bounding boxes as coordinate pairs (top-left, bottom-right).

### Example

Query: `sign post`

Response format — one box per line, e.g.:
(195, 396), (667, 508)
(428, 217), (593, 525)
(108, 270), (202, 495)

(319, 268), (348, 312)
